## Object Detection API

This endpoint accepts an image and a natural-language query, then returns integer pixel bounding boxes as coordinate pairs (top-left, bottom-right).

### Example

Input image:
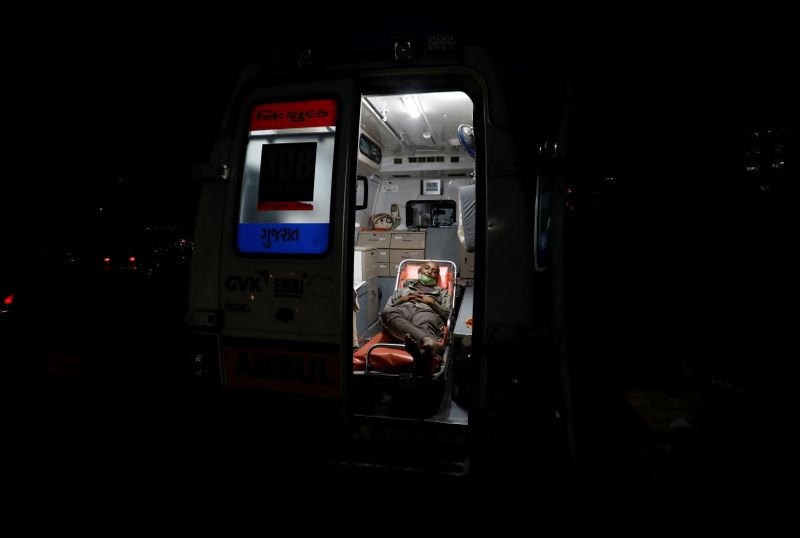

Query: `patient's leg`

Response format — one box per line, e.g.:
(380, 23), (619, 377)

(382, 304), (430, 343)
(383, 306), (443, 376)
(419, 336), (444, 375)
(406, 334), (433, 376)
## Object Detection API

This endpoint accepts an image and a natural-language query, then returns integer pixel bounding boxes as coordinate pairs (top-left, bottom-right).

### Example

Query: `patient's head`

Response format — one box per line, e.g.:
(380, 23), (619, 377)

(417, 260), (440, 286)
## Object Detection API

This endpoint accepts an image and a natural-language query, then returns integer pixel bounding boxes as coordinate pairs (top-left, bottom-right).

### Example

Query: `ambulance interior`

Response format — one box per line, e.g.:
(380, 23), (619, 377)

(352, 90), (475, 425)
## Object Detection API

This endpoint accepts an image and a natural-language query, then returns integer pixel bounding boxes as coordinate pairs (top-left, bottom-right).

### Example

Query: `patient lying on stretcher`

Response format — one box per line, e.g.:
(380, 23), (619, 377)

(381, 260), (449, 375)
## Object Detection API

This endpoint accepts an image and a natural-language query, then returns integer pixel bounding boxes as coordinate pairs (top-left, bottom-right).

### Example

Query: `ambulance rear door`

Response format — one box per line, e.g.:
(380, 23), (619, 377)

(216, 80), (356, 426)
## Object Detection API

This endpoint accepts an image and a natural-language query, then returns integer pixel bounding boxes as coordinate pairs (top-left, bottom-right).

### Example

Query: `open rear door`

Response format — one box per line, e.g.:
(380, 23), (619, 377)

(215, 81), (356, 429)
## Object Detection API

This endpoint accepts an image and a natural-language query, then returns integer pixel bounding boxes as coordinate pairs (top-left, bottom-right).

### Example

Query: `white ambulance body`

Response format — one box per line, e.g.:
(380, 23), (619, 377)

(186, 36), (571, 475)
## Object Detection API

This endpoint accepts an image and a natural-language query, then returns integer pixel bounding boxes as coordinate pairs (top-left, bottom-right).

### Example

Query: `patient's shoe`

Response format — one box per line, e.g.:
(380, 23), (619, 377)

(420, 336), (444, 358)
(405, 335), (432, 376)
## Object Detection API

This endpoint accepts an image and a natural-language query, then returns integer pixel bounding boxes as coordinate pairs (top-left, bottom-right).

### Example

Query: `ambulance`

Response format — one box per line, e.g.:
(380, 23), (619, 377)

(187, 35), (573, 476)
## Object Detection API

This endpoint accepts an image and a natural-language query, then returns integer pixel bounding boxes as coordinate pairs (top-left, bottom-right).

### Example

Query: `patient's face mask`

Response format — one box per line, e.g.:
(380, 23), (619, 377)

(418, 273), (437, 286)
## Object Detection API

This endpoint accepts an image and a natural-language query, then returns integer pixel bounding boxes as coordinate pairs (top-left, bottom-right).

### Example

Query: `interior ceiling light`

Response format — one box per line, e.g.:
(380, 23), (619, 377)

(401, 95), (421, 119)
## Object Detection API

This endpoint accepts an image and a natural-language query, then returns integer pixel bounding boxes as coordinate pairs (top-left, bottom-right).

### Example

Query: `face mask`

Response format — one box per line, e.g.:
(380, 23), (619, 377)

(418, 273), (436, 286)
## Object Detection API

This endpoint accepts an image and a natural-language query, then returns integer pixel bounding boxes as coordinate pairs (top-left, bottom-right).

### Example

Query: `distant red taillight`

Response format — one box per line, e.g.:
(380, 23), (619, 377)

(128, 257), (136, 262)
(3, 293), (13, 305)
(103, 257), (111, 263)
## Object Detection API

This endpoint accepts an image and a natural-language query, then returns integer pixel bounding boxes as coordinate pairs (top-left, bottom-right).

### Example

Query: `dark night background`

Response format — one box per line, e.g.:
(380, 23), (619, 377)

(3, 2), (796, 510)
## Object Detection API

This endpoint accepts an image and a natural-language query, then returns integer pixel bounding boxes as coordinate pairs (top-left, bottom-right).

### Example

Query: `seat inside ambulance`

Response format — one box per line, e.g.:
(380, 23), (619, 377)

(353, 259), (457, 378)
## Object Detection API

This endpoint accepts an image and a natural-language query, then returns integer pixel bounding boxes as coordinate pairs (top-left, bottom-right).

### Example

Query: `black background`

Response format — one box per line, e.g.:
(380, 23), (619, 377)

(5, 4), (796, 228)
